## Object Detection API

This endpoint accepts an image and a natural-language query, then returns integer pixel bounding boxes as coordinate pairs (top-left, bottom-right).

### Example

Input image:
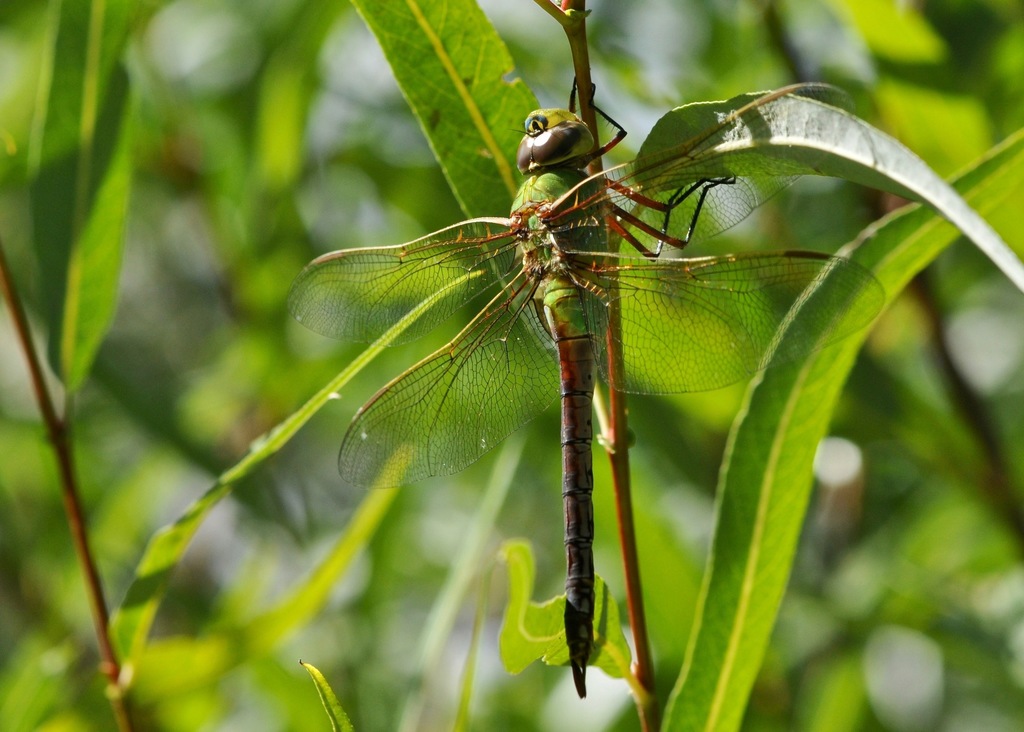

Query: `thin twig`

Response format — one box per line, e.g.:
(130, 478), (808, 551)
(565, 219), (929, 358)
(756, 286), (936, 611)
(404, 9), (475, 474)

(763, 0), (814, 83)
(911, 273), (1024, 552)
(0, 236), (133, 731)
(531, 0), (565, 23)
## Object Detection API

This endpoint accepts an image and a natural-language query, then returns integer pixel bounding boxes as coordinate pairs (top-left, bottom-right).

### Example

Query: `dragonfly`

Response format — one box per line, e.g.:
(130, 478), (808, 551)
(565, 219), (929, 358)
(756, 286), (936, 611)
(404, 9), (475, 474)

(288, 84), (884, 698)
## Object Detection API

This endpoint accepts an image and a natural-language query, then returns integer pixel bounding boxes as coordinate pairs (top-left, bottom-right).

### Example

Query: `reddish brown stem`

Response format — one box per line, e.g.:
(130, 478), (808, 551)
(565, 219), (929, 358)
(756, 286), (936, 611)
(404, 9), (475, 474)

(605, 318), (661, 729)
(0, 237), (133, 731)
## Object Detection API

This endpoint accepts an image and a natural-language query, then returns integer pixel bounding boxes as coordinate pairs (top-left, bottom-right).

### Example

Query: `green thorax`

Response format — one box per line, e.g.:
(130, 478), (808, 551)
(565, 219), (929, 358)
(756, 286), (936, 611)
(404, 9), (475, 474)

(511, 166), (589, 213)
(510, 165), (601, 340)
(509, 108), (606, 336)
(511, 166), (606, 250)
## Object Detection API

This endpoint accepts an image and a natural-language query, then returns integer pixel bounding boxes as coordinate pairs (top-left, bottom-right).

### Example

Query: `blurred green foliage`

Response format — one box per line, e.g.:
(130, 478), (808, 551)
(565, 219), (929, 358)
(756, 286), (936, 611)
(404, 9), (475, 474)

(1, 0), (1023, 730)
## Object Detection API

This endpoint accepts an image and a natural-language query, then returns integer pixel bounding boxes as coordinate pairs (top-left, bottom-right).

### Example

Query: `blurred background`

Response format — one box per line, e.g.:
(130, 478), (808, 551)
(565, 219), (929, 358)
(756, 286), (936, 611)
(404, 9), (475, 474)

(1, 0), (1023, 729)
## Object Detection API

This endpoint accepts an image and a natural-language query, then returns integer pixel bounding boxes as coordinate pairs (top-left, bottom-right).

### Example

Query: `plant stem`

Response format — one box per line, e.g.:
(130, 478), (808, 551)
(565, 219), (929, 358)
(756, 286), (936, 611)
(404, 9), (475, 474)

(911, 273), (1024, 552)
(763, 0), (814, 83)
(538, 1), (660, 726)
(0, 237), (133, 732)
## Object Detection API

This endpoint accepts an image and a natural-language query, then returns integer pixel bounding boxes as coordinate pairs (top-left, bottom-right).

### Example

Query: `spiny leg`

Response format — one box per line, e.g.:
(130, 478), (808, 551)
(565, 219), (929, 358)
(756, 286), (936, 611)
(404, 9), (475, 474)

(608, 176), (737, 256)
(569, 78), (628, 162)
(665, 176), (737, 246)
(608, 205), (674, 258)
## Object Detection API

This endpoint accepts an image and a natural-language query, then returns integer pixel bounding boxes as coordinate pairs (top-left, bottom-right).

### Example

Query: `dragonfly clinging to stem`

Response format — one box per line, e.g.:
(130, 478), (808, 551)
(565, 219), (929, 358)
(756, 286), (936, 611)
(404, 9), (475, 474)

(289, 84), (885, 697)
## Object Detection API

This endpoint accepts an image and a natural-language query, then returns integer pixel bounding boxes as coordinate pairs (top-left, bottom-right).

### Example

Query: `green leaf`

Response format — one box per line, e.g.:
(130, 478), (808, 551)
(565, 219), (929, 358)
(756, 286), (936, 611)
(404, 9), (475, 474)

(638, 86), (1024, 292)
(803, 652), (868, 732)
(28, 0), (133, 390)
(453, 578), (488, 732)
(662, 129), (1024, 732)
(301, 661), (355, 732)
(498, 540), (631, 681)
(837, 0), (947, 64)
(349, 0), (538, 217)
(399, 437), (522, 729)
(129, 485), (397, 701)
(243, 486), (399, 653)
(112, 284), (447, 663)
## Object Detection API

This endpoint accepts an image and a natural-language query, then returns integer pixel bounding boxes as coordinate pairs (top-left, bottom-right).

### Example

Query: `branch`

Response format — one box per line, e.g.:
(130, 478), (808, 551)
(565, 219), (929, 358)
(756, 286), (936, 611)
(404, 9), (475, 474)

(0, 235), (133, 731)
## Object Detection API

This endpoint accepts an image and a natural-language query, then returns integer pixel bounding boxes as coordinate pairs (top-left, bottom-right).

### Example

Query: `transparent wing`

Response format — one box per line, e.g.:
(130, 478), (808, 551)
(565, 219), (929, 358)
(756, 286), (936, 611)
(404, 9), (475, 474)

(288, 218), (517, 345)
(338, 275), (558, 487)
(551, 85), (854, 252)
(578, 251), (884, 394)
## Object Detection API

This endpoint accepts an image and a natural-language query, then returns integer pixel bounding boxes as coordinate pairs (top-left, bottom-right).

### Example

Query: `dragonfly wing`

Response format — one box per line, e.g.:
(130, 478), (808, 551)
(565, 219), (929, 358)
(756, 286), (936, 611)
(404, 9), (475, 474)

(555, 85), (853, 251)
(338, 275), (558, 487)
(288, 218), (517, 345)
(580, 252), (884, 394)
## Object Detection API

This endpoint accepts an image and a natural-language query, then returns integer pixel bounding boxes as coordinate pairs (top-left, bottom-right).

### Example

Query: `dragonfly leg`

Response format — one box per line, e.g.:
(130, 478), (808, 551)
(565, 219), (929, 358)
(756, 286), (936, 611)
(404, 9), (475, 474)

(665, 176), (737, 245)
(609, 205), (675, 258)
(568, 77), (592, 114)
(609, 176), (737, 254)
(589, 103), (627, 160)
(606, 179), (683, 256)
(608, 215), (659, 258)
(570, 78), (628, 161)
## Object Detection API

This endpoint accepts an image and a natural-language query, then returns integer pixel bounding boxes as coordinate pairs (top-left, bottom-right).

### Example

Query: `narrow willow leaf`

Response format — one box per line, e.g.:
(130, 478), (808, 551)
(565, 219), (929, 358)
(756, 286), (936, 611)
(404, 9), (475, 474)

(128, 485), (397, 702)
(349, 0), (538, 217)
(498, 540), (630, 680)
(28, 0), (133, 390)
(61, 96), (133, 390)
(453, 576), (489, 732)
(637, 86), (1024, 292)
(662, 130), (1024, 732)
(301, 661), (355, 732)
(399, 437), (523, 731)
(804, 652), (868, 732)
(112, 278), (460, 662)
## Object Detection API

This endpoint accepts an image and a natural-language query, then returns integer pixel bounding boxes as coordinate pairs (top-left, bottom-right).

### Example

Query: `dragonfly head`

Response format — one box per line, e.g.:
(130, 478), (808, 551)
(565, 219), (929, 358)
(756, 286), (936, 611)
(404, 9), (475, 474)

(517, 108), (593, 174)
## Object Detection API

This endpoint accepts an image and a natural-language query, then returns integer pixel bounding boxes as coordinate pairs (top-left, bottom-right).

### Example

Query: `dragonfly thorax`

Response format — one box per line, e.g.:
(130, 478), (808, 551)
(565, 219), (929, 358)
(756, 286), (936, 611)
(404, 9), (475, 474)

(512, 167), (590, 212)
(521, 227), (571, 279)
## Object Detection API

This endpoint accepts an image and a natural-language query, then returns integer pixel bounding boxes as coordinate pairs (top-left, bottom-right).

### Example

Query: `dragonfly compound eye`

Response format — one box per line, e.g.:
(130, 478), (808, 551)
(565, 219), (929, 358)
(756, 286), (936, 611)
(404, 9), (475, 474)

(526, 114), (549, 135)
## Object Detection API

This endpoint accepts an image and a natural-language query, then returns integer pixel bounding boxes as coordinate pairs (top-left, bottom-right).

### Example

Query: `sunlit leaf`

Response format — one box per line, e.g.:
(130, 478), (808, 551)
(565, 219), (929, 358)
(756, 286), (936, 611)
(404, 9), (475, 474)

(498, 540), (631, 680)
(638, 85), (1024, 292)
(837, 0), (947, 64)
(662, 129), (1024, 732)
(349, 0), (538, 217)
(301, 661), (355, 732)
(803, 652), (867, 732)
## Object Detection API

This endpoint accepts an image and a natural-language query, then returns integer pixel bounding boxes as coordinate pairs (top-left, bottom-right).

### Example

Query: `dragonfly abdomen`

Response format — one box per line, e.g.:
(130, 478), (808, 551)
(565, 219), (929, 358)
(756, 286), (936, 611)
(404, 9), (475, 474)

(544, 276), (597, 698)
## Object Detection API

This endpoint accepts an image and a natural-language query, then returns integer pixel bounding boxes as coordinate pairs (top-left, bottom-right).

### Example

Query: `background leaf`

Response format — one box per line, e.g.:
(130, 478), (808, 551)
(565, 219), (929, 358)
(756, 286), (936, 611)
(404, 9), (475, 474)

(349, 0), (538, 217)
(27, 0), (133, 390)
(301, 661), (355, 732)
